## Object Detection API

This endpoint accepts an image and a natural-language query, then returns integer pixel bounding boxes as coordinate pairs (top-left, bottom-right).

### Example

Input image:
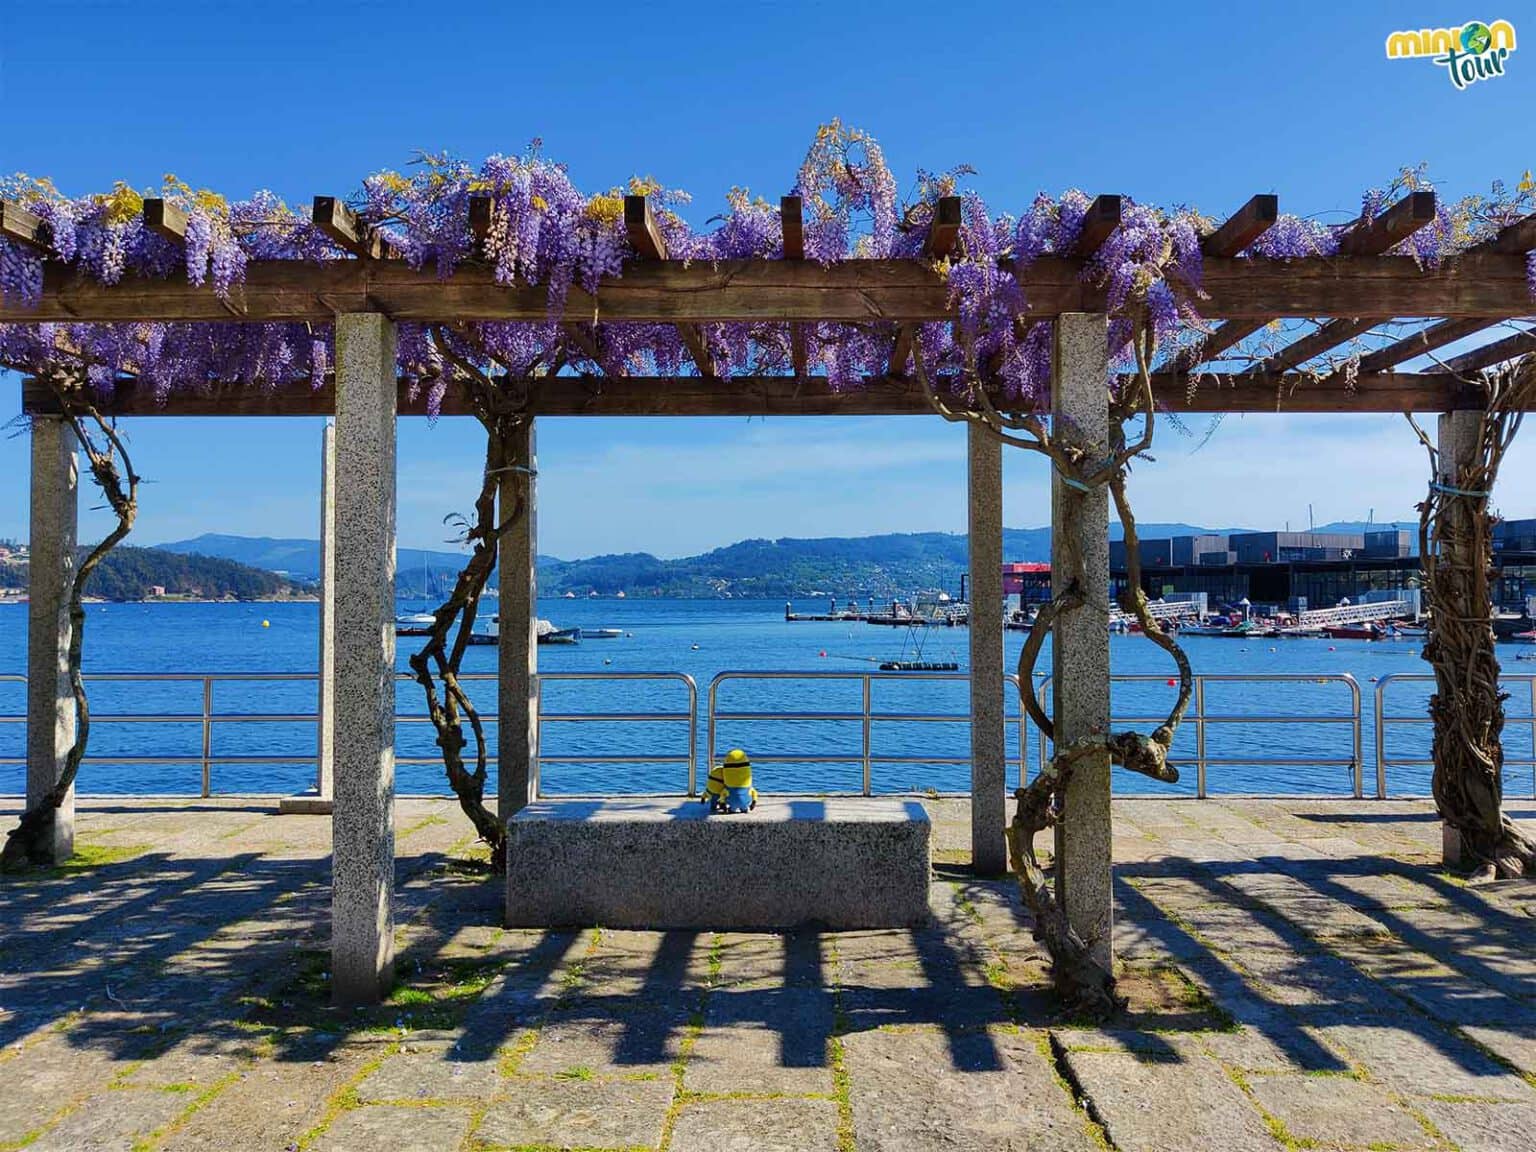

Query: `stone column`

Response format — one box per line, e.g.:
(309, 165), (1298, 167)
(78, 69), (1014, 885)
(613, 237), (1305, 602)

(1050, 313), (1114, 972)
(280, 422), (336, 814)
(967, 423), (1007, 874)
(330, 314), (398, 1005)
(499, 420), (538, 820)
(27, 417), (78, 865)
(1436, 410), (1481, 869)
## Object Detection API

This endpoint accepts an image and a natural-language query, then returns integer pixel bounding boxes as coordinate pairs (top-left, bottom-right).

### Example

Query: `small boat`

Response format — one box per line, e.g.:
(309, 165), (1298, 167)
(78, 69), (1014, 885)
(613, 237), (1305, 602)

(1509, 629), (1536, 645)
(563, 591), (577, 599)
(879, 660), (960, 672)
(1324, 623), (1382, 641)
(581, 628), (623, 639)
(536, 619), (580, 645)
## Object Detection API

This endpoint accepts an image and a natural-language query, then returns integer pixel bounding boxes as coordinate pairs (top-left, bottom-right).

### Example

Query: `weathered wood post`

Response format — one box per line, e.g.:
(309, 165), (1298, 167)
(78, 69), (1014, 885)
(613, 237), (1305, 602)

(330, 314), (398, 1005)
(967, 423), (1007, 874)
(281, 421), (336, 814)
(1435, 409), (1482, 869)
(26, 417), (78, 865)
(1051, 313), (1114, 971)
(499, 419), (538, 821)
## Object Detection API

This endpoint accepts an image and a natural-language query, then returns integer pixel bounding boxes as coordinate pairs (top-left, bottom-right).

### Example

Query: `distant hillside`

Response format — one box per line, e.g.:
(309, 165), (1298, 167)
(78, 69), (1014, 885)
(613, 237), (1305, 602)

(156, 524), (1279, 601)
(1, 545), (308, 602)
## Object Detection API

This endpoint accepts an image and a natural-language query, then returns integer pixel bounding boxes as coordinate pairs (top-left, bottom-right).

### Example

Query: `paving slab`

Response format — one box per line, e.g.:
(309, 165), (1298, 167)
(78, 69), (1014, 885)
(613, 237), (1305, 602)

(1060, 1044), (1284, 1152)
(669, 1097), (840, 1152)
(1418, 1099), (1536, 1152)
(513, 1006), (690, 1078)
(1246, 1072), (1434, 1149)
(1314, 1021), (1536, 1102)
(474, 1077), (675, 1149)
(843, 1027), (1098, 1151)
(355, 1041), (502, 1101)
(685, 987), (835, 1095)
(310, 1103), (472, 1152)
(26, 1087), (191, 1152)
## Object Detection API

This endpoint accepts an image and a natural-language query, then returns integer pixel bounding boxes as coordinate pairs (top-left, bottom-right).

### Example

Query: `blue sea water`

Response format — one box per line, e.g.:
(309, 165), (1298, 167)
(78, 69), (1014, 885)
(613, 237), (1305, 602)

(1, 599), (1533, 799)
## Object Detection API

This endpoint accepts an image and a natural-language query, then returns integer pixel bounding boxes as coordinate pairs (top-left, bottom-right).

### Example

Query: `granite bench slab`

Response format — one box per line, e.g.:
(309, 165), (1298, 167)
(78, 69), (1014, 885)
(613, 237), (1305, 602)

(504, 797), (931, 930)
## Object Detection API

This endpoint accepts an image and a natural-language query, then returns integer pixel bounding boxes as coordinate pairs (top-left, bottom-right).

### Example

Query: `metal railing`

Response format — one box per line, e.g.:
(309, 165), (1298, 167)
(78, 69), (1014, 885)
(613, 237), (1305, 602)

(1033, 673), (1363, 798)
(706, 670), (1028, 796)
(1375, 673), (1536, 799)
(0, 670), (696, 797)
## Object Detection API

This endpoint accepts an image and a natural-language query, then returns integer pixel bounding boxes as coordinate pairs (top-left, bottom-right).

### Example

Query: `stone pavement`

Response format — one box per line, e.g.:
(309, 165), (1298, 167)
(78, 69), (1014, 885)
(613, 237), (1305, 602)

(0, 795), (1532, 1151)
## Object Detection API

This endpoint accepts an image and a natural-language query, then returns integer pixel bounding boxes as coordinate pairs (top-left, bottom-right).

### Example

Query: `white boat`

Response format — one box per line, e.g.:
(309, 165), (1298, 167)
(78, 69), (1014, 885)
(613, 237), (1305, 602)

(581, 627), (623, 639)
(563, 591), (577, 599)
(485, 615), (581, 645)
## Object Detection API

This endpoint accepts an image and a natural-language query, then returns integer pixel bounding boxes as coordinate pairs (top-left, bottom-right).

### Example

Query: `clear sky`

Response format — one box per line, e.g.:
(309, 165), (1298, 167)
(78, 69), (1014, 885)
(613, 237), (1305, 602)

(2, 1), (1531, 558)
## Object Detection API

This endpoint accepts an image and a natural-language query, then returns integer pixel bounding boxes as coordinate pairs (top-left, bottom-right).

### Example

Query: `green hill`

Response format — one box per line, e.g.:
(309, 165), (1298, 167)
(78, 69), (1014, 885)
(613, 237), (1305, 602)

(1, 546), (309, 602)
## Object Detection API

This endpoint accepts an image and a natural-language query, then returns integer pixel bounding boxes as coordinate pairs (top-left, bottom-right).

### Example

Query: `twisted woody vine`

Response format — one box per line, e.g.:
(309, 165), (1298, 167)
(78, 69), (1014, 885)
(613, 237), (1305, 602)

(2, 127), (1534, 1013)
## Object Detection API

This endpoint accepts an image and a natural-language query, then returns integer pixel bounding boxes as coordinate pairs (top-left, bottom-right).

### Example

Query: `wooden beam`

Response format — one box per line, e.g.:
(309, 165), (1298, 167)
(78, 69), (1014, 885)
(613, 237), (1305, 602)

(1255, 316), (1379, 374)
(3, 251), (1533, 325)
(312, 196), (391, 260)
(1486, 211), (1536, 254)
(624, 195), (715, 376)
(142, 199), (188, 244)
(467, 194), (493, 258)
(1202, 194), (1279, 257)
(1337, 190), (1437, 257)
(1073, 194), (1122, 257)
(21, 369), (1500, 419)
(1430, 327), (1536, 375)
(781, 196), (809, 378)
(1, 199), (52, 252)
(889, 196), (964, 376)
(1357, 317), (1498, 374)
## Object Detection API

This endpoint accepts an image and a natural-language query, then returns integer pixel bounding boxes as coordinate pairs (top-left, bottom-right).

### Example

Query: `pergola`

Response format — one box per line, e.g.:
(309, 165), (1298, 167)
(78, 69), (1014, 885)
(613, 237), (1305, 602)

(5, 186), (1536, 1004)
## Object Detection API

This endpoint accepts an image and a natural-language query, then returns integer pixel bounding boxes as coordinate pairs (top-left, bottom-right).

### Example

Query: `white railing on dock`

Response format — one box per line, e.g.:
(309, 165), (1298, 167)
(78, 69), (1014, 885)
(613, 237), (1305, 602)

(0, 670), (696, 798)
(1033, 673), (1363, 799)
(705, 670), (1029, 797)
(1374, 673), (1536, 799)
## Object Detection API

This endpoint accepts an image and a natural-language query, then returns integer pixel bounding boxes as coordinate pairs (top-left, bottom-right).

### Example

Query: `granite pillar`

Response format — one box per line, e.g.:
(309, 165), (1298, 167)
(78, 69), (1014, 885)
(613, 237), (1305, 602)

(967, 422), (1007, 874)
(26, 417), (78, 864)
(1050, 313), (1114, 972)
(330, 314), (398, 1005)
(499, 420), (539, 820)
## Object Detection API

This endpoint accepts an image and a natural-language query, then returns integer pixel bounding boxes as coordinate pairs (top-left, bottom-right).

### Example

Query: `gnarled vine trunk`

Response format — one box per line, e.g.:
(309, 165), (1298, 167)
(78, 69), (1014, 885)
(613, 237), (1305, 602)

(1415, 357), (1536, 880)
(3, 381), (138, 871)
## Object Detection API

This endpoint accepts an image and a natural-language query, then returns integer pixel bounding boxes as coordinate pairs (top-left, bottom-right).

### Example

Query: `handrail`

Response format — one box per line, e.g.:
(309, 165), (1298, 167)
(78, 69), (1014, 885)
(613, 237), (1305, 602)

(1374, 673), (1536, 799)
(1033, 673), (1363, 798)
(0, 670), (696, 798)
(706, 670), (1029, 796)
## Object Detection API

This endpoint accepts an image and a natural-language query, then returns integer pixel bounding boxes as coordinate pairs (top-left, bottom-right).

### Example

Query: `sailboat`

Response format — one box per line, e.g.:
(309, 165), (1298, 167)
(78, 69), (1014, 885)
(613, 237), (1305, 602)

(395, 553), (438, 634)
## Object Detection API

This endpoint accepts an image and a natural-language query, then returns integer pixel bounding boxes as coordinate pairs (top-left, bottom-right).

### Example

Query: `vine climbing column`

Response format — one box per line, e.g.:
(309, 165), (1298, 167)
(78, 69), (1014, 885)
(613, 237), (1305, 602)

(967, 423), (1006, 874)
(26, 417), (78, 865)
(498, 419), (539, 821)
(330, 313), (399, 1006)
(1051, 313), (1114, 971)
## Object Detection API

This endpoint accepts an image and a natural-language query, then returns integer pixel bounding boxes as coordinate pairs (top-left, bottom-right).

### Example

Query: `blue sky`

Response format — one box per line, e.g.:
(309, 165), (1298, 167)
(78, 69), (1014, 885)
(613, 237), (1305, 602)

(2, 1), (1532, 558)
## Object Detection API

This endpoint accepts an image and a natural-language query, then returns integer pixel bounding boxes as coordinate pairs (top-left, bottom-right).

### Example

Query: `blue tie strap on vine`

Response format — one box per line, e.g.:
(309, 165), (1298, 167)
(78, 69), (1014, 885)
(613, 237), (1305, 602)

(1430, 481), (1492, 498)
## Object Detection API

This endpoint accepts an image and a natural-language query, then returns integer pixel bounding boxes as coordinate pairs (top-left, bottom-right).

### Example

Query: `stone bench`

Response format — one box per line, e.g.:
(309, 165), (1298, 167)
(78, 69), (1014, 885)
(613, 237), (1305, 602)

(504, 797), (931, 930)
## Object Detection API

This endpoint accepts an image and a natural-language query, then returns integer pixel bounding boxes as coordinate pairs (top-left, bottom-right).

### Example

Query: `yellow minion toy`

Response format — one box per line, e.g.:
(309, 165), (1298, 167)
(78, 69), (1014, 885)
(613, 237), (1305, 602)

(702, 749), (758, 813)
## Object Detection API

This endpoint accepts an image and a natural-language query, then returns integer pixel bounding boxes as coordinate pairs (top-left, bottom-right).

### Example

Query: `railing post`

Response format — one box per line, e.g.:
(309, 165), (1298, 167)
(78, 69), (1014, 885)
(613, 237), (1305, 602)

(201, 677), (214, 797)
(1195, 677), (1207, 799)
(862, 674), (873, 796)
(1529, 678), (1535, 799)
(330, 312), (398, 1007)
(26, 416), (78, 864)
(1375, 677), (1387, 800)
(686, 677), (698, 796)
(1051, 313), (1114, 973)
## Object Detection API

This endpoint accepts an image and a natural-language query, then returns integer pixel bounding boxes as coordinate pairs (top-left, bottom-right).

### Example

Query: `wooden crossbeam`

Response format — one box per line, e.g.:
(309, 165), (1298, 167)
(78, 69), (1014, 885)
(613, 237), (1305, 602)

(625, 195), (716, 377)
(1485, 211), (1536, 253)
(22, 368), (1501, 419)
(1337, 190), (1437, 257)
(1254, 317), (1378, 374)
(1357, 317), (1501, 374)
(142, 199), (188, 244)
(889, 196), (963, 376)
(1170, 319), (1268, 373)
(1430, 326), (1536, 375)
(1073, 194), (1122, 257)
(3, 251), (1532, 325)
(1, 199), (52, 252)
(312, 196), (392, 260)
(1202, 194), (1279, 257)
(781, 195), (809, 378)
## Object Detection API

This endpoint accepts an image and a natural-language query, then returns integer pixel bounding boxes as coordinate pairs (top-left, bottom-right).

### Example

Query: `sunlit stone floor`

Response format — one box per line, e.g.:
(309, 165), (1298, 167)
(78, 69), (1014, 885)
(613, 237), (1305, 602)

(0, 796), (1531, 1151)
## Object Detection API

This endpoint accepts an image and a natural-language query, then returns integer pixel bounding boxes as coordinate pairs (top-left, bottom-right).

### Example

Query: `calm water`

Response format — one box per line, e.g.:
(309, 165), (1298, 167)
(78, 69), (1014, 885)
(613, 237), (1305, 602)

(1, 599), (1533, 799)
